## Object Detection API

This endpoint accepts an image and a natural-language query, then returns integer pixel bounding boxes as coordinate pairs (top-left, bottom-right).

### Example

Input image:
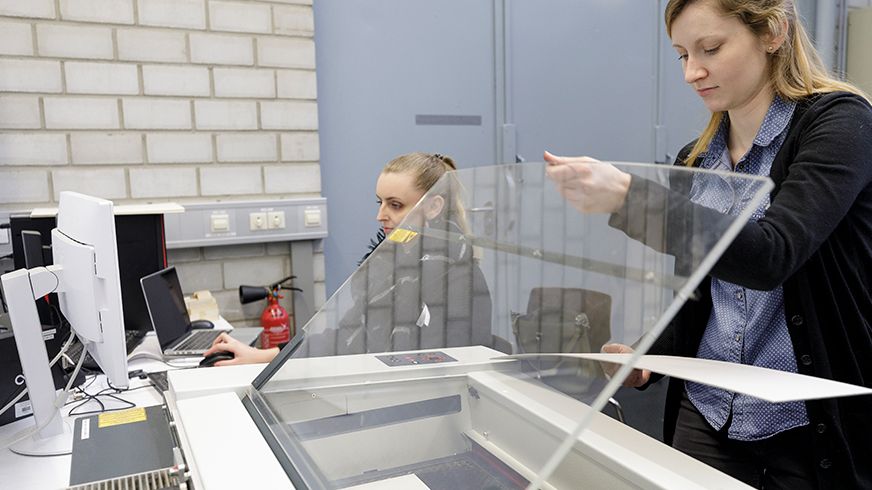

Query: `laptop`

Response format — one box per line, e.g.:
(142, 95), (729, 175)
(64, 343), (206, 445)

(140, 266), (260, 357)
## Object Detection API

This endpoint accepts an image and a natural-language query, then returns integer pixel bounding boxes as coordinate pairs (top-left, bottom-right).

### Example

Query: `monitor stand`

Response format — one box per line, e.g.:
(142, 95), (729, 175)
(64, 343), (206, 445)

(11, 421), (73, 456)
(2, 267), (73, 456)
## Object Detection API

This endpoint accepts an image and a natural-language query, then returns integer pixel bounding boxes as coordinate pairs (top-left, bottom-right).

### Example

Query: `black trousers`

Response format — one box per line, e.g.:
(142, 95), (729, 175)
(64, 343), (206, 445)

(672, 391), (816, 489)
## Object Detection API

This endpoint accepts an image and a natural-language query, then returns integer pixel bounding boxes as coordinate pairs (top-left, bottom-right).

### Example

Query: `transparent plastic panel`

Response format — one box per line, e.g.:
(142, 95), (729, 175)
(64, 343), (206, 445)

(250, 162), (772, 489)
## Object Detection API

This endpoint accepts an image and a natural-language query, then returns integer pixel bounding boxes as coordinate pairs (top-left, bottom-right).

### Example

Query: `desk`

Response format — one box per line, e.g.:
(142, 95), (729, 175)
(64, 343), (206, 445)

(0, 375), (163, 490)
(0, 331), (199, 490)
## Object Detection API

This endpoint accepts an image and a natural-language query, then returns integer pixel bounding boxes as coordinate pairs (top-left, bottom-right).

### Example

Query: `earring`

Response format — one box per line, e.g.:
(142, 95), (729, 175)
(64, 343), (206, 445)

(767, 46), (774, 53)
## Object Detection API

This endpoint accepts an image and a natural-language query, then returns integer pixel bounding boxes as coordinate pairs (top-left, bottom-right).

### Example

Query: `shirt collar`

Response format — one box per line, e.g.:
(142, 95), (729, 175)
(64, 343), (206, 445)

(752, 95), (796, 147)
(704, 95), (796, 168)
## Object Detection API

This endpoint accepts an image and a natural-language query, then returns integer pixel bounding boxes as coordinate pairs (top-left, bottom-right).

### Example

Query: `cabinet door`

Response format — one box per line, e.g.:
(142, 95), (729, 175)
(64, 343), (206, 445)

(315, 0), (499, 294)
(506, 0), (660, 163)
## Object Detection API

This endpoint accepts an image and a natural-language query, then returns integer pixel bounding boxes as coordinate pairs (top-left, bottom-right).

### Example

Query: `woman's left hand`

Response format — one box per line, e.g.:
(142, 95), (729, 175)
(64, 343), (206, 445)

(544, 151), (632, 214)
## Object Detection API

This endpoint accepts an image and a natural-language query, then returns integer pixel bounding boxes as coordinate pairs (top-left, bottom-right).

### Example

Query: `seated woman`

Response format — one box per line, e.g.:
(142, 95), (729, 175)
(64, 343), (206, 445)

(205, 152), (493, 365)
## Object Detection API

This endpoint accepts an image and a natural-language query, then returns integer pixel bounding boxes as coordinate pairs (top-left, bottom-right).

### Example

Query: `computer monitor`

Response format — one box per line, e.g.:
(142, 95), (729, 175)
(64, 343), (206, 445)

(0, 192), (128, 456)
(21, 230), (45, 268)
(10, 213), (168, 338)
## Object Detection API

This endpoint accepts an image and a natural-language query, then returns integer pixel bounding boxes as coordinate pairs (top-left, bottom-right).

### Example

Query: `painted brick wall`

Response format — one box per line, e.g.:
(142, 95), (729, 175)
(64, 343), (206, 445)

(0, 0), (326, 326)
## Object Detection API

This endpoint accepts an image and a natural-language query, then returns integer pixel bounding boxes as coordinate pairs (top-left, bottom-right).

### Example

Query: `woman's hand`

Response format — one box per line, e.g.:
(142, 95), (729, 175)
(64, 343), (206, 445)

(203, 332), (279, 366)
(600, 343), (651, 388)
(544, 151), (632, 214)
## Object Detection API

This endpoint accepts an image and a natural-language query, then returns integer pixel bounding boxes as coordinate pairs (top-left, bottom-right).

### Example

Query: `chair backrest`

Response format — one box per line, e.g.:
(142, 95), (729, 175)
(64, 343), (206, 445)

(512, 287), (611, 355)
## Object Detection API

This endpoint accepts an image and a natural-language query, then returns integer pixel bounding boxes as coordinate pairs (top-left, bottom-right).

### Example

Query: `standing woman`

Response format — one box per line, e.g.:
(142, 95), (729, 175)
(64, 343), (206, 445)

(546, 0), (872, 488)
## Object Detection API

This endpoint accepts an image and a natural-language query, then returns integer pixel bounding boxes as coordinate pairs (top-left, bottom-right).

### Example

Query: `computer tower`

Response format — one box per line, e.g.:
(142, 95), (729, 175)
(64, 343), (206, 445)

(0, 325), (77, 427)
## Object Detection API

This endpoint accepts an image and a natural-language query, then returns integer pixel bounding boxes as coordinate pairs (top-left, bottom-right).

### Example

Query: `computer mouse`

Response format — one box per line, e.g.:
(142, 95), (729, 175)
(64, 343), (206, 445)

(199, 351), (234, 368)
(189, 319), (214, 329)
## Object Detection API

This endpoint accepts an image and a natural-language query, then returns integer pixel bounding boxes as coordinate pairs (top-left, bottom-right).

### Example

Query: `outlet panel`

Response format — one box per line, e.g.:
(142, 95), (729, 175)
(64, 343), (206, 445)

(163, 198), (327, 249)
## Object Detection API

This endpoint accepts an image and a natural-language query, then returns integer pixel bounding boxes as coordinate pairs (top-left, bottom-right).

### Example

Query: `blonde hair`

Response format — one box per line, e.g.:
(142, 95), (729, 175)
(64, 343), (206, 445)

(665, 0), (870, 165)
(381, 152), (470, 233)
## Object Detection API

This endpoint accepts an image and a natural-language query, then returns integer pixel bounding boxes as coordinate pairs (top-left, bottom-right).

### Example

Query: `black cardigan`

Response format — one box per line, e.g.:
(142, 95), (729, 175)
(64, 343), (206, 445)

(613, 92), (872, 489)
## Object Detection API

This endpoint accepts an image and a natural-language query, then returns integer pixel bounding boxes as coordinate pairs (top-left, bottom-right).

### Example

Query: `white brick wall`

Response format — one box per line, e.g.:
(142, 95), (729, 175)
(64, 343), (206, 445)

(0, 96), (41, 129)
(209, 1), (271, 34)
(264, 163), (320, 194)
(70, 133), (143, 164)
(261, 100), (318, 129)
(138, 0), (206, 30)
(0, 20), (34, 56)
(194, 100), (258, 130)
(0, 0), (55, 19)
(280, 132), (319, 161)
(200, 165), (263, 196)
(257, 37), (315, 68)
(213, 68), (276, 98)
(44, 97), (120, 129)
(273, 5), (313, 36)
(130, 167), (198, 198)
(37, 24), (114, 60)
(52, 167), (127, 200)
(143, 65), (211, 96)
(222, 256), (286, 289)
(277, 70), (317, 99)
(1, 0), (321, 325)
(146, 133), (213, 163)
(190, 33), (254, 65)
(65, 62), (140, 95)
(60, 0), (135, 25)
(0, 170), (50, 203)
(0, 133), (68, 165)
(204, 243), (265, 260)
(216, 133), (277, 162)
(175, 261), (224, 292)
(123, 98), (192, 129)
(0, 60), (62, 93)
(117, 29), (188, 63)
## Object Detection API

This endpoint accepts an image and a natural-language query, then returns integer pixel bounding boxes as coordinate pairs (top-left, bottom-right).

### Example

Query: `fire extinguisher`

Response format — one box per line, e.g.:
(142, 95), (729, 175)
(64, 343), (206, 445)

(238, 276), (301, 349)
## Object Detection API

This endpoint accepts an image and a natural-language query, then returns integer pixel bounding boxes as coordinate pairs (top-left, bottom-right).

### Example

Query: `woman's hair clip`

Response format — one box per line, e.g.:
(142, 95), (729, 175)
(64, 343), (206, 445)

(433, 153), (444, 161)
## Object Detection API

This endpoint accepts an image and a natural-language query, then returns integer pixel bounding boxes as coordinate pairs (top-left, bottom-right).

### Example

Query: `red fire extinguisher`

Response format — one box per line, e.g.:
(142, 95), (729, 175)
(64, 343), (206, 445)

(238, 276), (301, 349)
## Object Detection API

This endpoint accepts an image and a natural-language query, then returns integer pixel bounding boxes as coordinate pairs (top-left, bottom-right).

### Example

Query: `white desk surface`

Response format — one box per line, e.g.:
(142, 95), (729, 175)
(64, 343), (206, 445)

(0, 375), (163, 490)
(0, 329), (208, 490)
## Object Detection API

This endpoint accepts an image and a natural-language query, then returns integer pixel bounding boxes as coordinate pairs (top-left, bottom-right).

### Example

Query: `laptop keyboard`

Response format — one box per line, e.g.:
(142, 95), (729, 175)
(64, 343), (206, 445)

(65, 330), (146, 367)
(172, 330), (223, 352)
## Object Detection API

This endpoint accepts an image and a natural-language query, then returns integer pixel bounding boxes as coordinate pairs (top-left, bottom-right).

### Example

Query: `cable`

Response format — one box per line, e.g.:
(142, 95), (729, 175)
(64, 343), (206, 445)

(0, 331), (78, 418)
(128, 350), (201, 369)
(0, 334), (87, 453)
(67, 386), (135, 417)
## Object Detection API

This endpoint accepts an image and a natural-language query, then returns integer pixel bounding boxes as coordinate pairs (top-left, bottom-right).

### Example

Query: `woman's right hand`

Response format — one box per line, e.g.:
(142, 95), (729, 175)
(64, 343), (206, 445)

(203, 332), (279, 366)
(600, 343), (651, 388)
(543, 151), (632, 214)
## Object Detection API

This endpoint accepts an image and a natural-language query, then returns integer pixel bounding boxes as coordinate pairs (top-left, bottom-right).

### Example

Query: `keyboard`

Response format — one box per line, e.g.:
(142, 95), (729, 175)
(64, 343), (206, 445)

(66, 330), (147, 368)
(171, 330), (223, 352)
(147, 371), (169, 393)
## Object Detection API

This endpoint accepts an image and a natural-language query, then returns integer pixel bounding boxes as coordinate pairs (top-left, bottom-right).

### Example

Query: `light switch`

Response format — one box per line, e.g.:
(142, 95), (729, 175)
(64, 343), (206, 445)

(304, 209), (321, 227)
(210, 213), (230, 232)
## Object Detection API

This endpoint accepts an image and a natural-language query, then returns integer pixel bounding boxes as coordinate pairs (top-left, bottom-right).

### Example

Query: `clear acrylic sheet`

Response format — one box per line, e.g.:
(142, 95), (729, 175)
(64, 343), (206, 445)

(246, 161), (785, 488)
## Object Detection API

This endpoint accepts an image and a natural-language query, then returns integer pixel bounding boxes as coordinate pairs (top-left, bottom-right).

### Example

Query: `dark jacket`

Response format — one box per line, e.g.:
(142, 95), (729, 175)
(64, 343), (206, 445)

(613, 92), (872, 489)
(296, 219), (493, 357)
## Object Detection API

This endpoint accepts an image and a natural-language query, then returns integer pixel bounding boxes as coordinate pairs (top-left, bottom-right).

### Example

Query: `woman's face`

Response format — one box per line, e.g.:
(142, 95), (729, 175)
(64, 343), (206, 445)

(671, 0), (773, 115)
(375, 171), (425, 236)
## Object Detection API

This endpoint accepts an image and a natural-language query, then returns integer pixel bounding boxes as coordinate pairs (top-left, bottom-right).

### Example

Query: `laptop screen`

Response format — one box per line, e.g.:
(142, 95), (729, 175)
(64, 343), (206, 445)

(141, 267), (191, 350)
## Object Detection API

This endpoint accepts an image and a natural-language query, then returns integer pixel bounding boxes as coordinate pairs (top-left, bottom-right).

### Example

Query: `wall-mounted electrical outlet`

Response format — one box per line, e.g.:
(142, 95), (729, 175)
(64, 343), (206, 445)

(267, 211), (285, 229)
(249, 212), (267, 231)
